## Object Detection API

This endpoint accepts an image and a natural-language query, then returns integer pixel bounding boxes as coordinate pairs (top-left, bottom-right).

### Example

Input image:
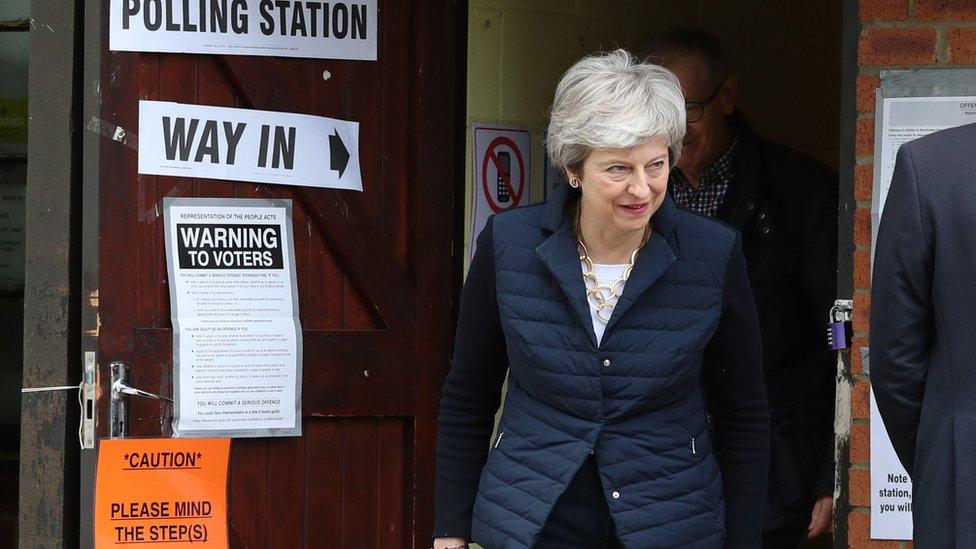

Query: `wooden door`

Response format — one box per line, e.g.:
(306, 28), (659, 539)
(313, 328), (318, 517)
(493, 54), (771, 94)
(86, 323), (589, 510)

(94, 2), (459, 546)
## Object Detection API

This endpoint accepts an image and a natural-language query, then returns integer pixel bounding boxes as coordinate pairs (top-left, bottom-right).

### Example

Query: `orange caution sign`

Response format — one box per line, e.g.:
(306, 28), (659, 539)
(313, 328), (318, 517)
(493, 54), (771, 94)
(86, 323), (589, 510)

(95, 438), (230, 548)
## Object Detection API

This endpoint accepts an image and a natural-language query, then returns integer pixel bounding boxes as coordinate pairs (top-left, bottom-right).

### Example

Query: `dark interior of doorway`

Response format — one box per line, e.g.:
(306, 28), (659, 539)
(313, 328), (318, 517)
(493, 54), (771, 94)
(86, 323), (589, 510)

(0, 11), (29, 548)
(0, 262), (21, 548)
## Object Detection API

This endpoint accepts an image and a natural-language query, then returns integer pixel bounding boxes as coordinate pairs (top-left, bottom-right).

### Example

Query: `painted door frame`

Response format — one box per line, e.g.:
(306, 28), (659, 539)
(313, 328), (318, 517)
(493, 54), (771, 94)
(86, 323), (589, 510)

(19, 0), (84, 546)
(832, 0), (860, 547)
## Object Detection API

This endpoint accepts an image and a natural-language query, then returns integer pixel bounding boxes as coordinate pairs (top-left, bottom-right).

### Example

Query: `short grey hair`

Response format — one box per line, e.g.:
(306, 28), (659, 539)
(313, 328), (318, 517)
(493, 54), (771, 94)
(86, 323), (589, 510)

(546, 49), (686, 172)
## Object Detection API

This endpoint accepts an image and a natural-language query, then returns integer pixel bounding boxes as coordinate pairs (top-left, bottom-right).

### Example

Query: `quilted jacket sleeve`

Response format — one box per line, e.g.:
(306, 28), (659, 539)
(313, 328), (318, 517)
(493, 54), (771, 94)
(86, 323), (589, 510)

(433, 216), (509, 539)
(703, 232), (770, 548)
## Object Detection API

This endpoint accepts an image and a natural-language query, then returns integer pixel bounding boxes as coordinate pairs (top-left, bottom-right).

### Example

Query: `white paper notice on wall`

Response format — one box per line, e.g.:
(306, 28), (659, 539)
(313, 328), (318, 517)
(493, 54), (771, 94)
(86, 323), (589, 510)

(164, 197), (302, 438)
(139, 100), (363, 191)
(470, 124), (531, 267)
(110, 0), (377, 60)
(870, 389), (914, 540)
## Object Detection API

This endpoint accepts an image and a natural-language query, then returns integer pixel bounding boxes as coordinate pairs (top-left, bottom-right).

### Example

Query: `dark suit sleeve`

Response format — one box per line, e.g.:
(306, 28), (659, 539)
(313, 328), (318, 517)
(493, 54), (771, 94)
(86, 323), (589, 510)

(703, 233), (770, 548)
(796, 166), (840, 496)
(433, 216), (509, 539)
(870, 144), (934, 476)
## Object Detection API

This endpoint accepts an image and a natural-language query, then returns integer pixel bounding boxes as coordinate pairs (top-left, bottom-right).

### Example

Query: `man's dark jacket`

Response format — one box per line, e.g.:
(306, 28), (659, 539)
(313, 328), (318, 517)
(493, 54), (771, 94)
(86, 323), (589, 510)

(693, 120), (838, 532)
(871, 123), (976, 547)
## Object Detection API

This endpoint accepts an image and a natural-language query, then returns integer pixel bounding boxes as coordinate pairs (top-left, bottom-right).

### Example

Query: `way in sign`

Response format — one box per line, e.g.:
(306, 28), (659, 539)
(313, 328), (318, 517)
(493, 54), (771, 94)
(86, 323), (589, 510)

(140, 100), (363, 191)
(163, 117), (295, 169)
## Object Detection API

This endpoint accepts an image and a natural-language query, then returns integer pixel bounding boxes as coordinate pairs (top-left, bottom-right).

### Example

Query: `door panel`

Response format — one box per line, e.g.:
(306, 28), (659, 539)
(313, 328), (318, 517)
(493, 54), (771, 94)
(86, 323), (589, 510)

(96, 1), (458, 546)
(221, 419), (409, 546)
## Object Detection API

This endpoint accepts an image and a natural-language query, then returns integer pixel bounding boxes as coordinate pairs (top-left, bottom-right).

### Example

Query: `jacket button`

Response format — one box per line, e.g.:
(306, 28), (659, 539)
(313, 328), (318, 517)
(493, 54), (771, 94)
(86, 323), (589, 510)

(602, 359), (611, 367)
(611, 491), (620, 499)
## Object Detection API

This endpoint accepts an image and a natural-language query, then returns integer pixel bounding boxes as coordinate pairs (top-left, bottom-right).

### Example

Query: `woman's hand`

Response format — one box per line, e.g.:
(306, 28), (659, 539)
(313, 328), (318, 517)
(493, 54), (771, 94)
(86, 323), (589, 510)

(432, 536), (468, 549)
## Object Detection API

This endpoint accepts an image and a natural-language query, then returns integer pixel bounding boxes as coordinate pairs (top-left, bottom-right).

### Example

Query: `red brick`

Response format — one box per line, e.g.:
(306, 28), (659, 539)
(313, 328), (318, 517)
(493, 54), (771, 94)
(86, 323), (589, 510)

(847, 510), (869, 542)
(857, 74), (881, 113)
(948, 27), (976, 64)
(856, 118), (876, 156)
(851, 422), (871, 463)
(854, 250), (872, 290)
(917, 0), (976, 21)
(854, 207), (872, 248)
(849, 467), (871, 506)
(853, 293), (872, 333)
(860, 0), (909, 21)
(852, 379), (871, 420)
(848, 510), (902, 548)
(850, 336), (869, 375)
(855, 163), (874, 200)
(859, 27), (937, 65)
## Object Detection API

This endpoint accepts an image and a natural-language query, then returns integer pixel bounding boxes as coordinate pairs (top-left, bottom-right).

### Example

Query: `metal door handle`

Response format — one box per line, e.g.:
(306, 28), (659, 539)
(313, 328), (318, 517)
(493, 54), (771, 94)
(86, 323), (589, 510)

(111, 379), (173, 404)
(110, 361), (172, 438)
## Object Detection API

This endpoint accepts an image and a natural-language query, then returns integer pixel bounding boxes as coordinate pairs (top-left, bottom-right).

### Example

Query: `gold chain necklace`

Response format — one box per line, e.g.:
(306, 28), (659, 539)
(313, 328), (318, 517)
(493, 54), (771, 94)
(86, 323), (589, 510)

(576, 205), (650, 323)
(578, 240), (637, 323)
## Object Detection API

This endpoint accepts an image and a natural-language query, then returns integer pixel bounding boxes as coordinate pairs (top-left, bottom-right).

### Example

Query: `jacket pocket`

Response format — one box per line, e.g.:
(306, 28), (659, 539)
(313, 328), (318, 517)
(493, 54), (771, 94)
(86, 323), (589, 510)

(493, 430), (505, 450)
(680, 391), (709, 462)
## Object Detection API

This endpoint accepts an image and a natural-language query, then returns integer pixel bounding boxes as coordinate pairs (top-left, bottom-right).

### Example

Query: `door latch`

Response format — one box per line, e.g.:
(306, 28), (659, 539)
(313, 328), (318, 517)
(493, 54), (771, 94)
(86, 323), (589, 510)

(21, 351), (98, 449)
(827, 299), (854, 351)
(81, 351), (96, 449)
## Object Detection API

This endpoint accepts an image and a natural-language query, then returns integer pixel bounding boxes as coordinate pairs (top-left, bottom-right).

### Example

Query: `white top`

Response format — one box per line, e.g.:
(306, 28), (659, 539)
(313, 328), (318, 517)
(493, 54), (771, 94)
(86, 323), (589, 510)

(581, 262), (629, 345)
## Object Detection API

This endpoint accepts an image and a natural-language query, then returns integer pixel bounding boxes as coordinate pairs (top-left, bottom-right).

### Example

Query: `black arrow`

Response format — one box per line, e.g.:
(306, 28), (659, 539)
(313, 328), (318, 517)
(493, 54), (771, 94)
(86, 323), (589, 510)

(329, 129), (350, 179)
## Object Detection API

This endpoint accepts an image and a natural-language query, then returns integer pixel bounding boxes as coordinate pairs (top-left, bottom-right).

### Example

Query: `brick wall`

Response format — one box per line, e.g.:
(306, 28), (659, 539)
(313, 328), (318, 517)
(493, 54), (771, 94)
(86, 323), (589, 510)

(847, 1), (976, 546)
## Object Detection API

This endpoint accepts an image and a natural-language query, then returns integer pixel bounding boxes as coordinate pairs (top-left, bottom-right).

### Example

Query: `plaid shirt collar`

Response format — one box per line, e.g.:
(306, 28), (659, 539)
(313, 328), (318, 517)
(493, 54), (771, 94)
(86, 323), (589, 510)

(670, 134), (740, 218)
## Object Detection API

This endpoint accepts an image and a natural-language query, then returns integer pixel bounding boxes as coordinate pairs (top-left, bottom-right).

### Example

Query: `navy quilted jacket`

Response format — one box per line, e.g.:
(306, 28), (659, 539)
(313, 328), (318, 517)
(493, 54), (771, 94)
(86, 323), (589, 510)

(435, 183), (769, 548)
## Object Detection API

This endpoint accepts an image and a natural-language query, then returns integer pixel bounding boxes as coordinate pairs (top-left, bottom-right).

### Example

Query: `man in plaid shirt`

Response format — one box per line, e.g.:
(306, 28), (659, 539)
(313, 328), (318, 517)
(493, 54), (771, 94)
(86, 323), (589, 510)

(643, 30), (840, 549)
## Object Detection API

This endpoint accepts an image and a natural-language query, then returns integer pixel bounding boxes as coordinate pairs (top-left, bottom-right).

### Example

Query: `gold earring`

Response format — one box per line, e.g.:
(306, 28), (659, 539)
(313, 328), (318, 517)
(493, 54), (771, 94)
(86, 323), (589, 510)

(570, 177), (581, 188)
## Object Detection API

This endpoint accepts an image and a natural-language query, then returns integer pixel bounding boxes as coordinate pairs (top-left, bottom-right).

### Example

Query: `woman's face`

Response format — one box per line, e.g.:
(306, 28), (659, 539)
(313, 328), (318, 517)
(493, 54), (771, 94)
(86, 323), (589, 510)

(569, 136), (670, 237)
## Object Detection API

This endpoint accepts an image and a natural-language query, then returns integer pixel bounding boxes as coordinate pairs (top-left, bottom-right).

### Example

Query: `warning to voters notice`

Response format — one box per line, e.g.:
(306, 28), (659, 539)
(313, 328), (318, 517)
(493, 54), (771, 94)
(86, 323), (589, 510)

(95, 438), (230, 548)
(163, 197), (302, 438)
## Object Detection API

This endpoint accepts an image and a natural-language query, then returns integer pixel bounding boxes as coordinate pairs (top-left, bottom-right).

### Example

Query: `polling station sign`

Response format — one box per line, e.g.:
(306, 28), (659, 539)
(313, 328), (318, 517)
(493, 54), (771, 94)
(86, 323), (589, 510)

(110, 0), (377, 60)
(95, 438), (230, 548)
(139, 100), (363, 191)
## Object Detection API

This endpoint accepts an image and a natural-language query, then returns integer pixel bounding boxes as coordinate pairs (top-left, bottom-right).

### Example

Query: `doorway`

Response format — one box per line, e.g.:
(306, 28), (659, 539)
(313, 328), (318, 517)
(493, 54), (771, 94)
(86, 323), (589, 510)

(461, 2), (842, 548)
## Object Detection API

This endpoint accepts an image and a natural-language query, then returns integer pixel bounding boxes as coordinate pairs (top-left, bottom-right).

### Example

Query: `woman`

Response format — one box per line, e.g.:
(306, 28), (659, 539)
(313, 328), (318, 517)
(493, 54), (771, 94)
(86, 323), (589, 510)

(433, 50), (769, 549)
